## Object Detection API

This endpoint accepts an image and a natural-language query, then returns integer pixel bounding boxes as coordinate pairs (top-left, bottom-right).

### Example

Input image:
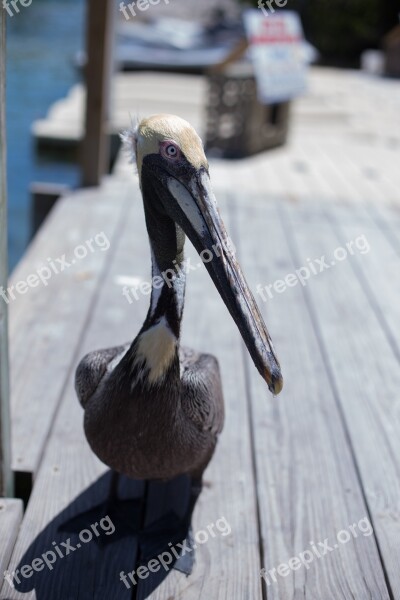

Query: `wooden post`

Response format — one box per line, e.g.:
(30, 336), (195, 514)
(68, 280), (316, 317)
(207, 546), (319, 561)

(0, 10), (13, 497)
(81, 0), (114, 187)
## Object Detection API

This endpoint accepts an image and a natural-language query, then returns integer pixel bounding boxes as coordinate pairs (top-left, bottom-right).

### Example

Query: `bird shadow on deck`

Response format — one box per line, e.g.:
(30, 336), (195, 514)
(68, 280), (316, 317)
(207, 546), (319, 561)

(8, 471), (193, 600)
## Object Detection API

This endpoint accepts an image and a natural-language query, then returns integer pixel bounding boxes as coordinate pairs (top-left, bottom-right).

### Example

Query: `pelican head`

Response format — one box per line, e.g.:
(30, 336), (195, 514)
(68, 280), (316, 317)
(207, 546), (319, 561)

(124, 114), (283, 395)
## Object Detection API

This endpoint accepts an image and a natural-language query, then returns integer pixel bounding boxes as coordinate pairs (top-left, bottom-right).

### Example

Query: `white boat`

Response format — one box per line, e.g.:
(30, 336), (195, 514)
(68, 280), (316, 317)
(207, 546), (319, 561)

(75, 14), (243, 73)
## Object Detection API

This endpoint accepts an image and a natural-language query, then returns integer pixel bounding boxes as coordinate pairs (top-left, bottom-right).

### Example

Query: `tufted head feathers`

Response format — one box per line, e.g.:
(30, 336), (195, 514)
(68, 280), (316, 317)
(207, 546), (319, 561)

(121, 114), (209, 177)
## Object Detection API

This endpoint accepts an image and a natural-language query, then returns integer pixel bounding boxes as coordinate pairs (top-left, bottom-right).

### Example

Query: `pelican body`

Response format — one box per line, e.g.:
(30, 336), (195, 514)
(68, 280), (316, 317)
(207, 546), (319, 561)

(75, 114), (282, 531)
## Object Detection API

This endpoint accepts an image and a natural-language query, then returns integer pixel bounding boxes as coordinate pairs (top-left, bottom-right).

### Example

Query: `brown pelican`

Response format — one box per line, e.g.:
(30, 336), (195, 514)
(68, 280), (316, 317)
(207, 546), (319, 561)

(73, 114), (283, 569)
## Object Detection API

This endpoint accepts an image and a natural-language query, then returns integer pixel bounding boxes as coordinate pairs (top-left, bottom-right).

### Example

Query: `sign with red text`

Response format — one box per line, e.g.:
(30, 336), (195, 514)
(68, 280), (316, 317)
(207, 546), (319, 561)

(244, 10), (307, 103)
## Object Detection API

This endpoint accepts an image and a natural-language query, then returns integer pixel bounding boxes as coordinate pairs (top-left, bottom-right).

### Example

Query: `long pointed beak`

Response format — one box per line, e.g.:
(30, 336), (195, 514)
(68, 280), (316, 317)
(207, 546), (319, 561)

(165, 169), (283, 395)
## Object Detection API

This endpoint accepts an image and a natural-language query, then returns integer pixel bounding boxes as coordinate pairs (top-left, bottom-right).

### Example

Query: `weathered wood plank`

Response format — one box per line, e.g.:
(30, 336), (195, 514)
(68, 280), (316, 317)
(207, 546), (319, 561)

(9, 180), (128, 478)
(366, 200), (400, 257)
(337, 143), (400, 206)
(324, 202), (400, 362)
(0, 9), (12, 498)
(0, 499), (23, 582)
(233, 194), (389, 599)
(303, 141), (362, 203)
(280, 199), (400, 598)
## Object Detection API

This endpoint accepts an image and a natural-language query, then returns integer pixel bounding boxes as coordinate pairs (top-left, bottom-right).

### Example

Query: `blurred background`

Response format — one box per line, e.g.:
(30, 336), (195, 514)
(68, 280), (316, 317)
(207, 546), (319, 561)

(2, 2), (400, 597)
(6, 0), (400, 270)
(7, 0), (84, 268)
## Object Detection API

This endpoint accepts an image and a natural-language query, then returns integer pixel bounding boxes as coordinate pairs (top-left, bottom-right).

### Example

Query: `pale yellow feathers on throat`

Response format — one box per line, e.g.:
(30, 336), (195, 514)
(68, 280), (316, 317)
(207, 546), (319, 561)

(134, 317), (177, 384)
(135, 114), (209, 175)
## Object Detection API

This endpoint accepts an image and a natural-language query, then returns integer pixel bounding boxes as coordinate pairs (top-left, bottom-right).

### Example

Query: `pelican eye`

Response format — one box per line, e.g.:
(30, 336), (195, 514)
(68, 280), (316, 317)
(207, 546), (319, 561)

(160, 141), (182, 162)
(166, 145), (177, 157)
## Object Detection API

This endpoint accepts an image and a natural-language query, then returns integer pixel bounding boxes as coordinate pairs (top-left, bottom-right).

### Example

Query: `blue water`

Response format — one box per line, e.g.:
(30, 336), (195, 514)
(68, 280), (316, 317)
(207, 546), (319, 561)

(6, 0), (85, 271)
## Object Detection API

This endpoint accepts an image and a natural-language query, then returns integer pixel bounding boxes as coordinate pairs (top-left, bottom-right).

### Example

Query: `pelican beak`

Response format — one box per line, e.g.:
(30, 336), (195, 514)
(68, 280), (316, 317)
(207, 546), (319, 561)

(163, 168), (283, 395)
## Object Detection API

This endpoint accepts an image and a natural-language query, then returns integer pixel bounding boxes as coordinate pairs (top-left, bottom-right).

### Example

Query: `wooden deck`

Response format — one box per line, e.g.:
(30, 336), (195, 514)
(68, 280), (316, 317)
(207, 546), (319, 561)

(31, 73), (205, 147)
(2, 68), (400, 599)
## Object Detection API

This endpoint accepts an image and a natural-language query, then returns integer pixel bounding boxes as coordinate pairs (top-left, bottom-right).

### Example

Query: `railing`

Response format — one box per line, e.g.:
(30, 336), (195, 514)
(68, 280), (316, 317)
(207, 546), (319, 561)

(0, 9), (12, 497)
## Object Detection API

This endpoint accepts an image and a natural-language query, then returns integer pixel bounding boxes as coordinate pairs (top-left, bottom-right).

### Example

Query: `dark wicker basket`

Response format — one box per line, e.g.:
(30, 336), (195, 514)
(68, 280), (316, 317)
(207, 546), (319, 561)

(205, 63), (291, 159)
